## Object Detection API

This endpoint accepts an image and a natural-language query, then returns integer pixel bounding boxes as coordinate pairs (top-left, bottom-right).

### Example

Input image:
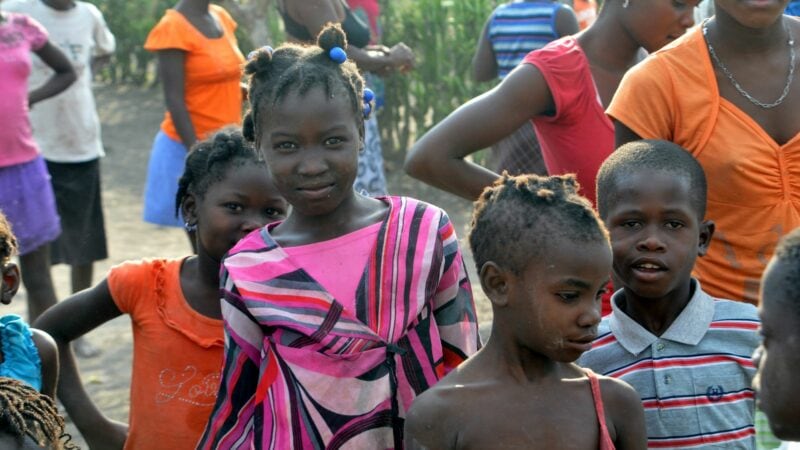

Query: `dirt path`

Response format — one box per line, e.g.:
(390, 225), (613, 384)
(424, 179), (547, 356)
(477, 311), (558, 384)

(7, 83), (492, 447)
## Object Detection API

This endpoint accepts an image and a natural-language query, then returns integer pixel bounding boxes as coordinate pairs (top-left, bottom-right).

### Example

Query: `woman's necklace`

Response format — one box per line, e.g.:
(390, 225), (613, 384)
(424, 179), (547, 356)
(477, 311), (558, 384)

(702, 19), (796, 109)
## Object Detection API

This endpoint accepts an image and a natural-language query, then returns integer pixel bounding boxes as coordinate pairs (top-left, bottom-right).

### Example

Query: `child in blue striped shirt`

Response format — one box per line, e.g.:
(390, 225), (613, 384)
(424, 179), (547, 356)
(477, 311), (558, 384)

(579, 140), (760, 449)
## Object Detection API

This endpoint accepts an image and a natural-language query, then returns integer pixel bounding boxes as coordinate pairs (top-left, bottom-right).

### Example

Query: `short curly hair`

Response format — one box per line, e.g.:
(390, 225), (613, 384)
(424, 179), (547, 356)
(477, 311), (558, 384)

(0, 211), (17, 266)
(468, 173), (609, 274)
(596, 139), (707, 219)
(242, 23), (370, 147)
(174, 127), (266, 218)
(767, 228), (800, 318)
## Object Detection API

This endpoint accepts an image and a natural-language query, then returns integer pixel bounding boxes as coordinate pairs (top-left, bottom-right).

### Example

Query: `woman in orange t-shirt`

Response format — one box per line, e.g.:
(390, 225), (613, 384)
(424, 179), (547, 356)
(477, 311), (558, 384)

(611, 2), (800, 304)
(142, 0), (245, 237)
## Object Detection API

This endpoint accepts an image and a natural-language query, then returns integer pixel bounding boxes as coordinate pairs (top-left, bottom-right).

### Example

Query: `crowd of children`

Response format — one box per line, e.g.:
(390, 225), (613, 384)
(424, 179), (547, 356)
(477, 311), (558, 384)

(0, 0), (799, 449)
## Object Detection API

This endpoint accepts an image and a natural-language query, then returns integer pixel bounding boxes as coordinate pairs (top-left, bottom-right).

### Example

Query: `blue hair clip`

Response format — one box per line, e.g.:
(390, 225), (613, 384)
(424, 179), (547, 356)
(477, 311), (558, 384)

(329, 46), (347, 64)
(247, 45), (273, 61)
(362, 88), (374, 118)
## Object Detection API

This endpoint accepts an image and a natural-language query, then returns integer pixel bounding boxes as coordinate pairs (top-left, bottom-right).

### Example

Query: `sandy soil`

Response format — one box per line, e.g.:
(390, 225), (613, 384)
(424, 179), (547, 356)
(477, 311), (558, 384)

(6, 83), (492, 447)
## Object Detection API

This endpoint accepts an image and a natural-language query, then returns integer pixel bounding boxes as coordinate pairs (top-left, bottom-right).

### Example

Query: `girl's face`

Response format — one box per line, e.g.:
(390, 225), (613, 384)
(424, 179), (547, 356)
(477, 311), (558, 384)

(714, 0), (788, 29)
(623, 0), (699, 53)
(258, 85), (362, 218)
(191, 164), (288, 261)
(1, 261), (19, 305)
(505, 238), (612, 362)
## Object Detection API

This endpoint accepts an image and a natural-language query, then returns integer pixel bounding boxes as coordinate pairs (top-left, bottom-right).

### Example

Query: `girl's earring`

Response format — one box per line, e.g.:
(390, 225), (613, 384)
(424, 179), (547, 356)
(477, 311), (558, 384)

(184, 221), (198, 232)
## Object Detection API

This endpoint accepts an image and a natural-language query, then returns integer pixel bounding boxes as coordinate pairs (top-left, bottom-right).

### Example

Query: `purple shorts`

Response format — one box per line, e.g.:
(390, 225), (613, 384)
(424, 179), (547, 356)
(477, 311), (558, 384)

(0, 157), (61, 255)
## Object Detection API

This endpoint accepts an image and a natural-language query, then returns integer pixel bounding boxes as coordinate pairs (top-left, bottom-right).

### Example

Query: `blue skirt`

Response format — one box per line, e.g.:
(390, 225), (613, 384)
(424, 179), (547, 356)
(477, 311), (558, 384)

(143, 131), (186, 227)
(0, 157), (61, 255)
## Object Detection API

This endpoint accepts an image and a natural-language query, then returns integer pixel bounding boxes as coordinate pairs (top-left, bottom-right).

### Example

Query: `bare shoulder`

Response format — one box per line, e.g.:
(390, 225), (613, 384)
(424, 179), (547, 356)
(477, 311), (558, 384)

(597, 375), (647, 450)
(405, 377), (475, 450)
(30, 328), (58, 398)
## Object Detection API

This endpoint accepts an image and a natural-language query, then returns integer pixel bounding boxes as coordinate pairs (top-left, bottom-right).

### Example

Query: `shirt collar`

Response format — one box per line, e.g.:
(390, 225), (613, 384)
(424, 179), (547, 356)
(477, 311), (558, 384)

(608, 279), (715, 355)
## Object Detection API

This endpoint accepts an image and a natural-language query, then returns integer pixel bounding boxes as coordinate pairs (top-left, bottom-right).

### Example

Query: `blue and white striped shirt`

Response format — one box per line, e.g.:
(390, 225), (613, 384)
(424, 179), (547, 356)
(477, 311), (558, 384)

(578, 280), (760, 449)
(488, 1), (564, 78)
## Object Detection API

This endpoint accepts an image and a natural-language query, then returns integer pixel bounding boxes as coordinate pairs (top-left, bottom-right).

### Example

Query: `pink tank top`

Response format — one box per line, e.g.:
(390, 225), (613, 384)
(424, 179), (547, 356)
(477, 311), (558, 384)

(586, 369), (616, 450)
(283, 222), (382, 313)
(522, 36), (614, 205)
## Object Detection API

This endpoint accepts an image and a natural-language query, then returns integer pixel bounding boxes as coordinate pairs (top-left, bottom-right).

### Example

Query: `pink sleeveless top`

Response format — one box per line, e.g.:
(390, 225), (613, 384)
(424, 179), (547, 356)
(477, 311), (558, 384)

(586, 369), (616, 450)
(522, 36), (614, 205)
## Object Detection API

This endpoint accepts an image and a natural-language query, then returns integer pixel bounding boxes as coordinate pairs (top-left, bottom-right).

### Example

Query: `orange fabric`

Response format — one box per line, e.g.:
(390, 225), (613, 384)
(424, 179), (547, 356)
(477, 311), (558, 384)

(144, 5), (244, 141)
(108, 259), (224, 450)
(608, 28), (800, 304)
(573, 0), (597, 30)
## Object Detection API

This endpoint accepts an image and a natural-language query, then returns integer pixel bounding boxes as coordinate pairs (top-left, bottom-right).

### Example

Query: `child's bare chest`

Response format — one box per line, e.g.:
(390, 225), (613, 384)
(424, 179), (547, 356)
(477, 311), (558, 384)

(453, 387), (602, 450)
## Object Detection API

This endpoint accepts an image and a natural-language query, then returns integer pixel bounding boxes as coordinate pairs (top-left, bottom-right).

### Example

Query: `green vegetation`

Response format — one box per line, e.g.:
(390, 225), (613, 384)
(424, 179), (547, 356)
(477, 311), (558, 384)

(87, 0), (498, 151)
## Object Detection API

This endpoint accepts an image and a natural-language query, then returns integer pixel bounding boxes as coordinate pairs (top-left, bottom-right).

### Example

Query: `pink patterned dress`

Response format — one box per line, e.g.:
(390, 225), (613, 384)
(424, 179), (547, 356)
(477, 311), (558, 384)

(198, 196), (480, 449)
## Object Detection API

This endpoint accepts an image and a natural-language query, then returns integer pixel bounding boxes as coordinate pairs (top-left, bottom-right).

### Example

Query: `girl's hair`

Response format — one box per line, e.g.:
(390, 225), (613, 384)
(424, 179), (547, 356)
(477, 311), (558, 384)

(0, 211), (17, 265)
(469, 173), (609, 274)
(242, 23), (367, 146)
(175, 127), (266, 217)
(0, 377), (78, 450)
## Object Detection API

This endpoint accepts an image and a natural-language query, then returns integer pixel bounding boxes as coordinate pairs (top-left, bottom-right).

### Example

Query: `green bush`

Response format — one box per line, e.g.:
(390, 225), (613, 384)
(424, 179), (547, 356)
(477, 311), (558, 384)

(378, 0), (496, 153)
(88, 0), (496, 150)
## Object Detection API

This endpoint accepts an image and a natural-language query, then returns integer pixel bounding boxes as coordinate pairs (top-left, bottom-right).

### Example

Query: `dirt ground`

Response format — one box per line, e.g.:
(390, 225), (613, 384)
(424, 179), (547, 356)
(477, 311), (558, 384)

(6, 83), (492, 447)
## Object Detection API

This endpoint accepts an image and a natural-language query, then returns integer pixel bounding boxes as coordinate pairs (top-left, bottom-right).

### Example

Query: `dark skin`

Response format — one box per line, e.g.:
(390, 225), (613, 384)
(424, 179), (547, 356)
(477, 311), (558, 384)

(405, 239), (646, 449)
(276, 0), (414, 74)
(616, 8), (800, 147)
(34, 165), (287, 449)
(471, 2), (580, 83)
(260, 86), (389, 246)
(603, 171), (714, 336)
(0, 262), (58, 399)
(0, 11), (76, 323)
(404, 0), (697, 201)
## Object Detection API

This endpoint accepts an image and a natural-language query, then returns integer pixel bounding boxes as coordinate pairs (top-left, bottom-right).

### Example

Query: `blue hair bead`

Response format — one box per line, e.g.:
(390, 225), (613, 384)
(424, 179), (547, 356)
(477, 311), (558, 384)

(363, 88), (375, 103)
(247, 45), (273, 61)
(363, 103), (372, 117)
(329, 46), (347, 64)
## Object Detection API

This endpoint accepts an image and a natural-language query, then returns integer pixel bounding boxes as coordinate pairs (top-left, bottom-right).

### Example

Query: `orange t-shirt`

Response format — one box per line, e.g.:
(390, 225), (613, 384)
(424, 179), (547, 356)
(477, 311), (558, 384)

(108, 258), (224, 450)
(573, 0), (597, 30)
(144, 5), (244, 141)
(607, 28), (800, 304)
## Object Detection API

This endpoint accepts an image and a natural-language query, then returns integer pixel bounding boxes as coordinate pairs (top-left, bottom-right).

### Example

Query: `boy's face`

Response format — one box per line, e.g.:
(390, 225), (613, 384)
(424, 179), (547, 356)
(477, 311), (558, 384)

(604, 171), (712, 301)
(505, 238), (611, 362)
(753, 260), (800, 441)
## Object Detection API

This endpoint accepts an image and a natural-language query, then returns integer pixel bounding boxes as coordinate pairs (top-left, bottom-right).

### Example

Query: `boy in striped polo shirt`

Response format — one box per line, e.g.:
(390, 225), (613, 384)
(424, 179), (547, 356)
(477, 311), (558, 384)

(579, 140), (760, 449)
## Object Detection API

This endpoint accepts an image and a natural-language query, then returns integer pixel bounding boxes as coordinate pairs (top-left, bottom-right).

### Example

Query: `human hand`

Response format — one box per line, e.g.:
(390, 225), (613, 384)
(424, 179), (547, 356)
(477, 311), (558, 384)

(389, 43), (415, 73)
(84, 418), (128, 450)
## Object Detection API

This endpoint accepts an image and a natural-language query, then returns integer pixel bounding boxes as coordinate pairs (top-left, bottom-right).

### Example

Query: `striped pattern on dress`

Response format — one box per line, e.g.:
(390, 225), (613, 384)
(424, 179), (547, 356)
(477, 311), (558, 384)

(197, 196), (480, 449)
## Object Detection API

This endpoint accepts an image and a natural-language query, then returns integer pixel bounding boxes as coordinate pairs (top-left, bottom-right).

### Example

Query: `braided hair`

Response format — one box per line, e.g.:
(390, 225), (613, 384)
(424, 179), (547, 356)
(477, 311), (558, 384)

(174, 127), (266, 218)
(469, 173), (609, 274)
(242, 23), (368, 147)
(0, 377), (78, 449)
(0, 211), (17, 266)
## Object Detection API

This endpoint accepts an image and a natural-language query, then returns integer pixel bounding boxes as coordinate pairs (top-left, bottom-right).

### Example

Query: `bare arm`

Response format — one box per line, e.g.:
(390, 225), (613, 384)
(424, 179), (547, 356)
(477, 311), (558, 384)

(289, 0), (413, 73)
(471, 18), (497, 83)
(30, 329), (58, 398)
(158, 49), (197, 149)
(601, 377), (647, 450)
(404, 64), (555, 200)
(554, 6), (580, 37)
(29, 41), (76, 107)
(614, 120), (644, 148)
(34, 280), (128, 450)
